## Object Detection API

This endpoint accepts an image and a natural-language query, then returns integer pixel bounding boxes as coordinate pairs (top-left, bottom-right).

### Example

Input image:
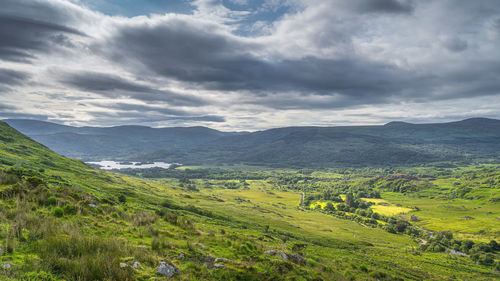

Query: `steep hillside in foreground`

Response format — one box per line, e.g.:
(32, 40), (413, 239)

(1, 121), (499, 280)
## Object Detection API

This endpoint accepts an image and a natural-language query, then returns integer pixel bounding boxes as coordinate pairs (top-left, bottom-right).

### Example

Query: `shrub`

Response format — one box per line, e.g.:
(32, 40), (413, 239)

(45, 196), (57, 206)
(53, 207), (64, 218)
(117, 194), (126, 203)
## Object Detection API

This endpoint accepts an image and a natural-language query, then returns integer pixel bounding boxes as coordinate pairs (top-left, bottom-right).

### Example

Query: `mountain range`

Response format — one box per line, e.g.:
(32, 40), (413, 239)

(5, 118), (500, 167)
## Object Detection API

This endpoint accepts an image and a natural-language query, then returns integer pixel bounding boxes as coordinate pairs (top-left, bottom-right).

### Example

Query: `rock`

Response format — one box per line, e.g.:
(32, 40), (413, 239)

(204, 256), (215, 263)
(138, 245), (148, 249)
(289, 253), (306, 264)
(410, 215), (420, 222)
(88, 203), (98, 208)
(277, 251), (288, 261)
(447, 249), (468, 256)
(156, 262), (180, 277)
(2, 262), (11, 269)
(213, 263), (225, 268)
(133, 261), (141, 269)
(264, 250), (277, 255)
(215, 258), (232, 263)
(177, 252), (185, 259)
(197, 243), (207, 249)
(119, 263), (128, 268)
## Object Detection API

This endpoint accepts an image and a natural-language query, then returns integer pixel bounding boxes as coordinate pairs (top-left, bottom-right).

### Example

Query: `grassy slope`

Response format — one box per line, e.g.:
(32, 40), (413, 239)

(0, 121), (498, 280)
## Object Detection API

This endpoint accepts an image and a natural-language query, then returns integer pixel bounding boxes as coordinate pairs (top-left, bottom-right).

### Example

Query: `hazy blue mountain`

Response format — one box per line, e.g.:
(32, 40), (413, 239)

(4, 119), (241, 160)
(5, 118), (500, 167)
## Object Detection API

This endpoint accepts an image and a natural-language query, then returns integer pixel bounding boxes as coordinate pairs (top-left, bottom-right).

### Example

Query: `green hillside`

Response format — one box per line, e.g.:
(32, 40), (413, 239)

(0, 121), (498, 280)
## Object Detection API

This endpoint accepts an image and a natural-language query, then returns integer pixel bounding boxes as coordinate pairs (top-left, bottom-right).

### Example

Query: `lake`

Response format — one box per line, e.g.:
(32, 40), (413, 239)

(86, 161), (174, 170)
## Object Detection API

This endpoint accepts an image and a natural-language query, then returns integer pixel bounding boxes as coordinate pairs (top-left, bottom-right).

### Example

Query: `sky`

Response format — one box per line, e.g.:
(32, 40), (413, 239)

(0, 0), (499, 131)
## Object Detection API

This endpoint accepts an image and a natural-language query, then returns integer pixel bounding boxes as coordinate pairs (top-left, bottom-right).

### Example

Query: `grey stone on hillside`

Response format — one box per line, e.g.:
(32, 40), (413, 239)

(277, 251), (288, 261)
(289, 253), (306, 264)
(213, 263), (225, 268)
(264, 250), (277, 255)
(215, 258), (232, 263)
(157, 261), (180, 277)
(2, 262), (11, 269)
(447, 249), (468, 256)
(88, 203), (98, 208)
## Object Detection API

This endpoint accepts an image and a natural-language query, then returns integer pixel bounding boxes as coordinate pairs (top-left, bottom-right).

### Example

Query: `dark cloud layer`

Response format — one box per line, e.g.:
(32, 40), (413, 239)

(0, 14), (84, 62)
(102, 20), (424, 108)
(60, 71), (207, 106)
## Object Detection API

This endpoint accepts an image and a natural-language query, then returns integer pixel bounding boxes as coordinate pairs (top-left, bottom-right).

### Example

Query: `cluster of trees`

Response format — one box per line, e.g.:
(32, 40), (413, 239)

(421, 231), (500, 269)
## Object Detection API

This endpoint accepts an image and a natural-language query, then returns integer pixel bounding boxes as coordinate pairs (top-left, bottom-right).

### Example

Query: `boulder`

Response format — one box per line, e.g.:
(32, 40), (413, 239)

(156, 261), (180, 277)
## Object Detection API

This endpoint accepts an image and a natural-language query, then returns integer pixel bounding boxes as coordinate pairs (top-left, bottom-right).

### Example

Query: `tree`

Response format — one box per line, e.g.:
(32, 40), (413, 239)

(324, 202), (335, 212)
(345, 192), (355, 208)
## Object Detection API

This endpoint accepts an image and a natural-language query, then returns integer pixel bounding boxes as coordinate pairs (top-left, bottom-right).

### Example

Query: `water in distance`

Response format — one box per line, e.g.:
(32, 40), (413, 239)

(87, 160), (173, 170)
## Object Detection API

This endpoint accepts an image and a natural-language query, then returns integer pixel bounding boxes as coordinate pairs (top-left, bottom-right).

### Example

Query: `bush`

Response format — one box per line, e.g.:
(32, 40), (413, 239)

(53, 207), (64, 218)
(117, 194), (126, 203)
(45, 196), (57, 206)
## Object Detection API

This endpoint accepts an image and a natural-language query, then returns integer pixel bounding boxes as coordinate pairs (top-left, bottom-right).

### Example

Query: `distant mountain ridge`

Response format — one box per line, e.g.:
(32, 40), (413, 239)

(5, 118), (500, 167)
(4, 119), (241, 160)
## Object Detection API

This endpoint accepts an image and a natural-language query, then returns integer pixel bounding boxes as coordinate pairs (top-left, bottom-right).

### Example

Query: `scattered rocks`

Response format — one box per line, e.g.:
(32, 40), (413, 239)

(2, 262), (11, 269)
(156, 261), (180, 277)
(88, 203), (98, 209)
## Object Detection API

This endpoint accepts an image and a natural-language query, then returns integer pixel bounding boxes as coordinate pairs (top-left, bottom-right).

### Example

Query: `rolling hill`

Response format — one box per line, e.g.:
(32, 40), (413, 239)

(5, 118), (500, 167)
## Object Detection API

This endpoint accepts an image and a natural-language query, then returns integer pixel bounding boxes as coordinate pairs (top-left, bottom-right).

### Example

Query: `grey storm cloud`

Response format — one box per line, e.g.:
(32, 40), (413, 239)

(441, 37), (468, 53)
(0, 68), (30, 86)
(0, 14), (84, 62)
(347, 0), (414, 14)
(60, 71), (208, 106)
(89, 102), (226, 122)
(100, 19), (426, 108)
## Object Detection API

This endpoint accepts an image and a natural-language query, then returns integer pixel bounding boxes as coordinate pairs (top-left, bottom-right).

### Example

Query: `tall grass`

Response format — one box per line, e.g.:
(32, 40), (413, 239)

(36, 234), (136, 281)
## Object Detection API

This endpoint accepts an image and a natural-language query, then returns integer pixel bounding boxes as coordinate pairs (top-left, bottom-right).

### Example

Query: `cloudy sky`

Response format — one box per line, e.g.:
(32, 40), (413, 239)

(0, 0), (499, 131)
